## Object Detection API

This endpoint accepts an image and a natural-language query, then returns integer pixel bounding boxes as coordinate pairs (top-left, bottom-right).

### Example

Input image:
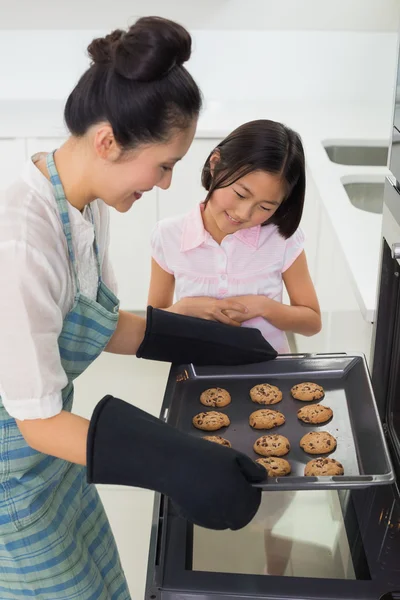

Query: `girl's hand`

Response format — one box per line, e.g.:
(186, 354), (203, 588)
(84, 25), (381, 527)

(168, 296), (248, 327)
(223, 295), (271, 324)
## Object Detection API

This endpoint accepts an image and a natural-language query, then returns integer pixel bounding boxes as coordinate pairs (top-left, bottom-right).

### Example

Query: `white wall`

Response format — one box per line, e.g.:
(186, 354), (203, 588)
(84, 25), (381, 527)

(0, 30), (397, 111)
(0, 0), (399, 31)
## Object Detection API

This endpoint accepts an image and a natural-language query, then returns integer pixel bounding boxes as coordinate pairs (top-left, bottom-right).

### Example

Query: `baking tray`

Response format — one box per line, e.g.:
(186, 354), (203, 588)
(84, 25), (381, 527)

(163, 353), (395, 490)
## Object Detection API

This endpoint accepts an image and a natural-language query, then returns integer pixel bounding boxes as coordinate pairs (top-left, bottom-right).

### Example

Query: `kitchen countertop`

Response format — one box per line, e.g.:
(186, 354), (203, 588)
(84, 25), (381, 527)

(0, 97), (393, 321)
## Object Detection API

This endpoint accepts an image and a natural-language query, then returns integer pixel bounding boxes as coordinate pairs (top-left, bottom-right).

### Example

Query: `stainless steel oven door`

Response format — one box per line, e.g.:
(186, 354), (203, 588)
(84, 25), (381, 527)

(381, 177), (400, 259)
(372, 177), (400, 475)
(389, 128), (400, 185)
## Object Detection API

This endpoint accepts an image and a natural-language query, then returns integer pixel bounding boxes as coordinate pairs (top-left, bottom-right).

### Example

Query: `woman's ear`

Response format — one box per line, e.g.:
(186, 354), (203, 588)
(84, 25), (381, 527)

(93, 123), (122, 161)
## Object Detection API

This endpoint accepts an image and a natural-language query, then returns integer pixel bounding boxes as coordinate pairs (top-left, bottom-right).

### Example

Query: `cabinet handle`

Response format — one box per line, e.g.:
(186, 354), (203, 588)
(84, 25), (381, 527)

(392, 243), (400, 260)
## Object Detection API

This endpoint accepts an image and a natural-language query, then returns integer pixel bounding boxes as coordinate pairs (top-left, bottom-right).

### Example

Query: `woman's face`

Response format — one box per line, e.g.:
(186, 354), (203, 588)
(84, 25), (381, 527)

(93, 119), (197, 212)
(205, 169), (286, 236)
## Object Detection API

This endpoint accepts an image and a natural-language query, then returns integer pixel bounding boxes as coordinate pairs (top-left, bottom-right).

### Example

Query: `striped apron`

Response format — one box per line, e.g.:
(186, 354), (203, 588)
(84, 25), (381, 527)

(0, 152), (131, 599)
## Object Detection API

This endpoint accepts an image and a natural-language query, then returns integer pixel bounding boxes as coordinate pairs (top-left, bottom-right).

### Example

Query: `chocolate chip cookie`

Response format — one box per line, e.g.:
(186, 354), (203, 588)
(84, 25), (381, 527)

(250, 383), (282, 405)
(304, 457), (344, 476)
(193, 412), (230, 431)
(253, 434), (290, 457)
(300, 431), (336, 454)
(203, 435), (231, 447)
(200, 387), (231, 408)
(256, 457), (291, 476)
(297, 404), (333, 424)
(249, 409), (285, 430)
(291, 382), (325, 401)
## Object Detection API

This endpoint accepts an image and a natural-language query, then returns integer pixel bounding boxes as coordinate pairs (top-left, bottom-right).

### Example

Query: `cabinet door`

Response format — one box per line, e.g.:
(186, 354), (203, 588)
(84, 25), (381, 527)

(0, 138), (26, 190)
(302, 171), (321, 283)
(157, 138), (220, 220)
(108, 191), (158, 312)
(295, 201), (373, 362)
(26, 137), (67, 157)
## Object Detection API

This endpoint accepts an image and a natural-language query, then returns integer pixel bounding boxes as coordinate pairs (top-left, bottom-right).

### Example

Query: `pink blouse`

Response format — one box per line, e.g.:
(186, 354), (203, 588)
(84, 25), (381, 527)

(151, 204), (304, 353)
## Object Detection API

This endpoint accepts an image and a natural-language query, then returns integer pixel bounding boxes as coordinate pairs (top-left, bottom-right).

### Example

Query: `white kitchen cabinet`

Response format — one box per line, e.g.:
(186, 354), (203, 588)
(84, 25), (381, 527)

(26, 136), (67, 157)
(108, 191), (157, 312)
(157, 138), (220, 220)
(295, 194), (374, 365)
(0, 138), (26, 190)
(302, 171), (322, 283)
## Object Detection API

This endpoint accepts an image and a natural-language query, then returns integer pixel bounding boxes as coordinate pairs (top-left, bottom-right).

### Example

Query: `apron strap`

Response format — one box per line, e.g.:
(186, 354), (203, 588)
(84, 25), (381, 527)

(86, 204), (102, 284)
(46, 151), (101, 292)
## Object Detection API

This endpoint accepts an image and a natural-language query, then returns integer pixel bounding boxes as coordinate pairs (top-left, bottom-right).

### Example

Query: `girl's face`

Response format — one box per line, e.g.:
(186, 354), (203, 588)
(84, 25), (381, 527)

(205, 169), (286, 235)
(92, 119), (197, 212)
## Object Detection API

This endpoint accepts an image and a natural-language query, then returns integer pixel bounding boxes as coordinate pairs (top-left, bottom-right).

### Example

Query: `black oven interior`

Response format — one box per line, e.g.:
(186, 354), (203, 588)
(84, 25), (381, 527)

(147, 483), (400, 600)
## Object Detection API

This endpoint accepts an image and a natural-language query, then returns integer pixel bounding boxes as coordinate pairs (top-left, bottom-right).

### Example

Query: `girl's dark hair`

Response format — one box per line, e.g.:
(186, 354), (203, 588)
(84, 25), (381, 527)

(64, 17), (202, 149)
(201, 120), (305, 238)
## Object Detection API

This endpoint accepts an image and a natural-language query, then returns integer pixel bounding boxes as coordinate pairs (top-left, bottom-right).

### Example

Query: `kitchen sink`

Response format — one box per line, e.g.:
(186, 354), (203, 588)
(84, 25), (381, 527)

(343, 181), (384, 214)
(325, 145), (388, 166)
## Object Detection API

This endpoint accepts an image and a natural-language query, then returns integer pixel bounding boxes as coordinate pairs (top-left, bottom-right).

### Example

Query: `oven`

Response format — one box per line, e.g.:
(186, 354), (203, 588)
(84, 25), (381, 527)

(144, 362), (400, 600)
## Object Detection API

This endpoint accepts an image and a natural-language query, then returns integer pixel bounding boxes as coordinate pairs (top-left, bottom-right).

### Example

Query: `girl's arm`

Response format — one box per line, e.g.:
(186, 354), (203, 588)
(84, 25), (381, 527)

(148, 258), (248, 326)
(148, 258), (176, 308)
(266, 251), (321, 335)
(225, 252), (321, 336)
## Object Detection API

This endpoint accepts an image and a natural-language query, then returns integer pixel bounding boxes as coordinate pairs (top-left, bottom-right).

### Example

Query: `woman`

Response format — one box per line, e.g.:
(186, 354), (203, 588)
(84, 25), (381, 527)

(0, 17), (273, 599)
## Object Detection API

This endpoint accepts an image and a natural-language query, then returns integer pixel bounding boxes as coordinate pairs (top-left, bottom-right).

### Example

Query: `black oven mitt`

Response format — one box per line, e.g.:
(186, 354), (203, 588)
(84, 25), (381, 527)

(136, 306), (277, 365)
(87, 395), (266, 530)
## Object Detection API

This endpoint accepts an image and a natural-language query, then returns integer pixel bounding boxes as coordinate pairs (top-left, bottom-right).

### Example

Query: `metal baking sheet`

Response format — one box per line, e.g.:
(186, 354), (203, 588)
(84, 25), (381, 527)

(164, 353), (395, 490)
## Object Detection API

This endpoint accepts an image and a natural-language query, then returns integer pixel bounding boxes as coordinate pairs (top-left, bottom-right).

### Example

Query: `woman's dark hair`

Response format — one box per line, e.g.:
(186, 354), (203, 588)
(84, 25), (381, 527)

(64, 16), (202, 149)
(201, 120), (305, 238)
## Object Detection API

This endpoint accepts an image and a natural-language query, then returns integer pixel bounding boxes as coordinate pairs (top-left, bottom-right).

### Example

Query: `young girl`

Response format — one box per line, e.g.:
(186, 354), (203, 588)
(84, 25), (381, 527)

(148, 119), (321, 351)
(148, 119), (322, 576)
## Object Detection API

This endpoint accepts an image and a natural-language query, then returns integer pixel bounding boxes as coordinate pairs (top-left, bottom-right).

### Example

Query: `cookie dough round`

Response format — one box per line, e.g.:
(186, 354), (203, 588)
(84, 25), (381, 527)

(256, 457), (291, 476)
(253, 434), (290, 457)
(193, 412), (230, 431)
(297, 404), (333, 424)
(200, 387), (231, 408)
(250, 383), (282, 405)
(203, 435), (231, 447)
(291, 382), (325, 401)
(300, 431), (336, 454)
(304, 457), (344, 476)
(249, 409), (285, 430)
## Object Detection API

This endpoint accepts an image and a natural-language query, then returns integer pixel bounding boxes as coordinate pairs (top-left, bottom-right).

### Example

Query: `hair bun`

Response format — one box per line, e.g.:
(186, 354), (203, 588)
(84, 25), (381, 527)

(111, 16), (192, 82)
(88, 30), (124, 65)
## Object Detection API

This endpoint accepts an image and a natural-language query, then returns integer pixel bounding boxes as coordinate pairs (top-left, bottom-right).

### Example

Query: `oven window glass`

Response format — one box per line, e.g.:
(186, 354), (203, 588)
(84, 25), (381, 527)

(192, 491), (370, 579)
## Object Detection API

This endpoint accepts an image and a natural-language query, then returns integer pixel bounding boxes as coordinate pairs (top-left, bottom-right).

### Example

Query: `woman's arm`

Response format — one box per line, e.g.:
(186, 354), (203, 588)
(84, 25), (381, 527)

(225, 252), (321, 336)
(17, 411), (89, 465)
(105, 311), (146, 355)
(104, 258), (168, 355)
(148, 258), (249, 326)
